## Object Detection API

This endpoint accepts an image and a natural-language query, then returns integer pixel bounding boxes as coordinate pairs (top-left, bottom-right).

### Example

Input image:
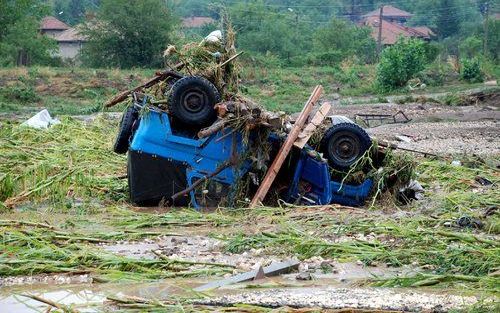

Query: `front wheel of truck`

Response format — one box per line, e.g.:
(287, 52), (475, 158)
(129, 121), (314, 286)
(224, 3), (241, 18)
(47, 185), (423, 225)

(320, 122), (372, 170)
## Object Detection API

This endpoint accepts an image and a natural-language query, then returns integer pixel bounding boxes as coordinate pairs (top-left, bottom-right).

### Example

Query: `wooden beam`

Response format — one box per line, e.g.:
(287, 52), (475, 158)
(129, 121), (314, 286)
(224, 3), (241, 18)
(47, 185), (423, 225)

(104, 64), (184, 108)
(294, 101), (332, 149)
(249, 85), (323, 208)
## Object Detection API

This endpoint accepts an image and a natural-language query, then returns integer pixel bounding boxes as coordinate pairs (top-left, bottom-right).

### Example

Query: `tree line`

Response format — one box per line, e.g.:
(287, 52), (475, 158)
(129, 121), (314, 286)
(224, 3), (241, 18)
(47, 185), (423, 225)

(0, 0), (498, 68)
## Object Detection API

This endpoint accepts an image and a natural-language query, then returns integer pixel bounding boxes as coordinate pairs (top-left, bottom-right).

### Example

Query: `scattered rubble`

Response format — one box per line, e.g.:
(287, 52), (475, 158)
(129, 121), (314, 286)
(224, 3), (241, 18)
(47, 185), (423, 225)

(197, 287), (480, 312)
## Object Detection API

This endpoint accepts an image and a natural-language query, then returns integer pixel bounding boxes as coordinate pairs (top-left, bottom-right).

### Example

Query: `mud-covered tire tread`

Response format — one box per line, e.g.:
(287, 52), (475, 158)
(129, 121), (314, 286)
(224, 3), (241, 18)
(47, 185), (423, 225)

(113, 106), (138, 154)
(320, 122), (372, 169)
(168, 76), (220, 127)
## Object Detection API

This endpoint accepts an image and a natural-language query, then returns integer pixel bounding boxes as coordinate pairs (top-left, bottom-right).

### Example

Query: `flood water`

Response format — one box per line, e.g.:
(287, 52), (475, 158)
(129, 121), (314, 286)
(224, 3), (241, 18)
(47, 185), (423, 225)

(0, 279), (203, 312)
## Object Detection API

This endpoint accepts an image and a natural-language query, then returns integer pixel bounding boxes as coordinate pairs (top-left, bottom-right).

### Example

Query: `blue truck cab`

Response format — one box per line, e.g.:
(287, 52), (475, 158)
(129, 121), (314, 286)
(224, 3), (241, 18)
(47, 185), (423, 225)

(126, 107), (373, 209)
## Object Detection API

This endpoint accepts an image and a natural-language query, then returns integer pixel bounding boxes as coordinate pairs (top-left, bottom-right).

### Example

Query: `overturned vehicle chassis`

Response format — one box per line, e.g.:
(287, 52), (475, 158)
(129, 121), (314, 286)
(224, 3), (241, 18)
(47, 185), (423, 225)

(114, 76), (373, 210)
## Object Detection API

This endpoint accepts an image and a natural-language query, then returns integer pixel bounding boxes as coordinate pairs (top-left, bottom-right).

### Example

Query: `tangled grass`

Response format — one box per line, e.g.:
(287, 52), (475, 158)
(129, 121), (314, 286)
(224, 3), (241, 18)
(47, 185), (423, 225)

(0, 116), (127, 210)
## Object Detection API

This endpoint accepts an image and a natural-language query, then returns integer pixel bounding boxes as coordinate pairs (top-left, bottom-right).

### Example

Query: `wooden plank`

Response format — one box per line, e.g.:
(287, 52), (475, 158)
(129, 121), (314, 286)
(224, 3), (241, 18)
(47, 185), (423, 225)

(249, 85), (323, 208)
(294, 101), (332, 149)
(104, 66), (184, 108)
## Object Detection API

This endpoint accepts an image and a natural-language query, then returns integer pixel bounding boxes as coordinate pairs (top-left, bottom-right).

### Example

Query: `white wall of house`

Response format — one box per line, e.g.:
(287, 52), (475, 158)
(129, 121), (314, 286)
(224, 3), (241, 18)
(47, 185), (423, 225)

(58, 42), (83, 60)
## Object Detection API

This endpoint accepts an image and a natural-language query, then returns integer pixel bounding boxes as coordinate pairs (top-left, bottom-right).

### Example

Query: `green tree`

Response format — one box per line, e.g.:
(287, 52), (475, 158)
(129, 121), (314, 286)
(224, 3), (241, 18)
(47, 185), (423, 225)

(68, 0), (86, 24)
(482, 19), (500, 61)
(229, 0), (312, 62)
(436, 0), (460, 39)
(81, 0), (177, 68)
(459, 36), (483, 59)
(0, 0), (57, 66)
(313, 18), (376, 65)
(376, 38), (427, 91)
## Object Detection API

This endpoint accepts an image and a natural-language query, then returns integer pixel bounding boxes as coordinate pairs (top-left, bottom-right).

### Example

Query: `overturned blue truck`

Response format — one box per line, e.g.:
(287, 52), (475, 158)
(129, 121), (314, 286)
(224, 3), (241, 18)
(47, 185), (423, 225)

(113, 76), (373, 210)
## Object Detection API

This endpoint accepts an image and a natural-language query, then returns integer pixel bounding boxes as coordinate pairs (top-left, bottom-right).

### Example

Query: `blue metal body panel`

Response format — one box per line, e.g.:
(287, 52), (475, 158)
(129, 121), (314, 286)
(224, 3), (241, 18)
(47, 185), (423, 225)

(129, 109), (372, 209)
(287, 151), (332, 205)
(130, 110), (244, 185)
(330, 179), (373, 207)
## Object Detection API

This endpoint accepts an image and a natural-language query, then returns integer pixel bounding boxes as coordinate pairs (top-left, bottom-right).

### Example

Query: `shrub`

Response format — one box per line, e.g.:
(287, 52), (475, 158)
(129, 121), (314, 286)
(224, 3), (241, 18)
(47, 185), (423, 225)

(459, 36), (483, 59)
(376, 38), (427, 91)
(0, 76), (40, 103)
(416, 61), (457, 86)
(423, 42), (441, 64)
(460, 58), (484, 83)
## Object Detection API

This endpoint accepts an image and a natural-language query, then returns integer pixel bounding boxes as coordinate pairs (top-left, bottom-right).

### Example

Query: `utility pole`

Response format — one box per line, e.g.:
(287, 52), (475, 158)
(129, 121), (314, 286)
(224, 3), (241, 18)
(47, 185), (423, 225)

(377, 6), (384, 57)
(482, 2), (490, 57)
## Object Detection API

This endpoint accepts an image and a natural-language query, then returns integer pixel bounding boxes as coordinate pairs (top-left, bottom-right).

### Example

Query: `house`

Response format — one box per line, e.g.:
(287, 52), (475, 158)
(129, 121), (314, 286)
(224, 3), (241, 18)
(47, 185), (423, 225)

(363, 5), (412, 24)
(40, 16), (70, 38)
(361, 6), (435, 46)
(182, 17), (216, 28)
(54, 27), (87, 60)
(40, 16), (86, 61)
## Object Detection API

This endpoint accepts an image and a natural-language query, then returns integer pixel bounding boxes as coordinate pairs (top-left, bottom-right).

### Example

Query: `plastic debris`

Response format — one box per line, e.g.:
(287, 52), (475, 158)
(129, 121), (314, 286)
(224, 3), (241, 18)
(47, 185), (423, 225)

(398, 180), (424, 203)
(204, 30), (222, 44)
(22, 109), (60, 129)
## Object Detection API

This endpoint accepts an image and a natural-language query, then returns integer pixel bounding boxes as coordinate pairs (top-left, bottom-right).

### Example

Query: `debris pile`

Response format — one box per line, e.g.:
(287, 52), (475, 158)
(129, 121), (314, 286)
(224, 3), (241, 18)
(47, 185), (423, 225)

(105, 23), (419, 209)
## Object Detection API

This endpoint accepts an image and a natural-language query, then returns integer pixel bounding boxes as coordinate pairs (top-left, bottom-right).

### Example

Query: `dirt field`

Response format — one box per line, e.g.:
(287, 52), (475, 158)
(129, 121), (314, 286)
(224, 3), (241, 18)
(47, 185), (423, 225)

(333, 101), (500, 156)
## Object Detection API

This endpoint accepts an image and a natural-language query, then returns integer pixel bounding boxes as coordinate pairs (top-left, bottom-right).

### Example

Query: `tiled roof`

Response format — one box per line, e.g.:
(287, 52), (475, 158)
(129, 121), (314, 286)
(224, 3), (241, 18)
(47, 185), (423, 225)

(412, 26), (436, 37)
(364, 5), (413, 18)
(182, 17), (216, 28)
(40, 16), (70, 30)
(55, 27), (87, 42)
(363, 16), (430, 45)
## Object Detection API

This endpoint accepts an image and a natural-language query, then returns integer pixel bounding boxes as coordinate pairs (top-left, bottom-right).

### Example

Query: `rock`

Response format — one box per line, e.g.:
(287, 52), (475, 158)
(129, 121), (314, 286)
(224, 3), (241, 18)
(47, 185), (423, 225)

(395, 135), (412, 143)
(296, 272), (313, 281)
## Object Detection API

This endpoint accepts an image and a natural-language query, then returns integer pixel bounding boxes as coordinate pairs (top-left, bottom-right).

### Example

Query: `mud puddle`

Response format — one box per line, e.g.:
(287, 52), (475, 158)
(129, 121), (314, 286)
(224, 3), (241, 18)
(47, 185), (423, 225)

(0, 279), (203, 313)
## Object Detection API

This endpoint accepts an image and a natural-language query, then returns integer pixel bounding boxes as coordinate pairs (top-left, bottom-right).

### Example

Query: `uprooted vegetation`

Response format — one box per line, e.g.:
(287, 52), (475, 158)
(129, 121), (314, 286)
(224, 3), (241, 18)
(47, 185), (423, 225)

(0, 118), (498, 296)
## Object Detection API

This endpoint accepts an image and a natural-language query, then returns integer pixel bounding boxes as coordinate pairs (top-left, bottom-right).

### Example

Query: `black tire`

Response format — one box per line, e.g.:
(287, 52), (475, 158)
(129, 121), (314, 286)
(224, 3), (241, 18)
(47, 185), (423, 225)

(320, 123), (372, 170)
(168, 76), (220, 127)
(113, 106), (138, 154)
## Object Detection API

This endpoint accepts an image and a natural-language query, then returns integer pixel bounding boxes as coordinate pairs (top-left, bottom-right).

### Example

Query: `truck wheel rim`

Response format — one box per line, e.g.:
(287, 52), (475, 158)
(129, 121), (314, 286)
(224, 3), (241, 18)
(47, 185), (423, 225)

(182, 90), (207, 114)
(330, 132), (361, 164)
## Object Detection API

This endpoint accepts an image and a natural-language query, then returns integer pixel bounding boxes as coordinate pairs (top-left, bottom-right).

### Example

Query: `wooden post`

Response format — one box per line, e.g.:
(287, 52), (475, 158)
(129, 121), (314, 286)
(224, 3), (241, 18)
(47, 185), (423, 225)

(249, 85), (323, 208)
(377, 6), (384, 57)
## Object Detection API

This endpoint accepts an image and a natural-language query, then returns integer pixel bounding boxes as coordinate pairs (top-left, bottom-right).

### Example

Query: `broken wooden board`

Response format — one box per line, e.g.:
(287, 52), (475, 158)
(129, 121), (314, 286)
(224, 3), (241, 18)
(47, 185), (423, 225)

(194, 259), (300, 292)
(294, 101), (332, 149)
(249, 85), (323, 208)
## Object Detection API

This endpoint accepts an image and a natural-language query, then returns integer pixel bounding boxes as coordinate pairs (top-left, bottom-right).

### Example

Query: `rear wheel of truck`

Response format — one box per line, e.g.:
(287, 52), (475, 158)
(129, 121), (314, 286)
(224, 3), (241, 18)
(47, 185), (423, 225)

(169, 76), (220, 127)
(320, 123), (372, 170)
(113, 106), (139, 154)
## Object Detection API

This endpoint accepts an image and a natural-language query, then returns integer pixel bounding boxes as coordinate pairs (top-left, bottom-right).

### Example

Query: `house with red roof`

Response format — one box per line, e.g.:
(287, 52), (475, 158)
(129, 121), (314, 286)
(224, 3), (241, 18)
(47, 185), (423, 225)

(40, 16), (87, 60)
(363, 5), (413, 24)
(360, 6), (435, 46)
(40, 16), (70, 38)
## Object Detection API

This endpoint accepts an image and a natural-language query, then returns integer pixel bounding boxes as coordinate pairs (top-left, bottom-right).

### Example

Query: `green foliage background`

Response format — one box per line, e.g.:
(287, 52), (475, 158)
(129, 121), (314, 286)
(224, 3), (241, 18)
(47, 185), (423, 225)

(0, 0), (57, 66)
(376, 38), (427, 91)
(80, 0), (178, 68)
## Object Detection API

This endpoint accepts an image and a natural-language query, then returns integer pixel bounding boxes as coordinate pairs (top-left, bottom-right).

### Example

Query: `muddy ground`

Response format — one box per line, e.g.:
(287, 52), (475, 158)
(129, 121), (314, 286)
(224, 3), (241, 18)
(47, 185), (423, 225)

(330, 99), (499, 157)
(1, 88), (499, 312)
